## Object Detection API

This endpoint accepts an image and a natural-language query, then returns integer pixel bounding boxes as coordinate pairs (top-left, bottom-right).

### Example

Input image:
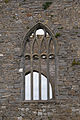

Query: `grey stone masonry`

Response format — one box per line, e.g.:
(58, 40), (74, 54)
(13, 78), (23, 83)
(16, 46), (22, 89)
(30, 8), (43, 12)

(0, 0), (80, 119)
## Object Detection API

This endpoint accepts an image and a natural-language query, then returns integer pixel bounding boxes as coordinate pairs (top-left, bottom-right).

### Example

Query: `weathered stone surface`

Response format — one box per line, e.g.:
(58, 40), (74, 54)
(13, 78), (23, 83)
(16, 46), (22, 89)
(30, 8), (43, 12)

(0, 0), (80, 120)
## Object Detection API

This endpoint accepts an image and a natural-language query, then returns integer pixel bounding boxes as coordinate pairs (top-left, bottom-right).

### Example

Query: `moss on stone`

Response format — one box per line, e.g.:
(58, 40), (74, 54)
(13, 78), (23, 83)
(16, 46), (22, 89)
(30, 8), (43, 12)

(13, 16), (16, 19)
(42, 2), (52, 10)
(58, 27), (63, 29)
(4, 0), (9, 3)
(51, 15), (54, 17)
(72, 59), (80, 66)
(55, 33), (61, 38)
(27, 26), (29, 29)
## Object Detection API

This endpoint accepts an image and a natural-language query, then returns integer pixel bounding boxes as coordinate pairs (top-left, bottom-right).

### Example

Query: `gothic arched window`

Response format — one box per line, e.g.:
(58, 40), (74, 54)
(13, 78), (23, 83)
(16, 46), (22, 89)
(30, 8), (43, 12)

(25, 71), (52, 100)
(22, 23), (56, 101)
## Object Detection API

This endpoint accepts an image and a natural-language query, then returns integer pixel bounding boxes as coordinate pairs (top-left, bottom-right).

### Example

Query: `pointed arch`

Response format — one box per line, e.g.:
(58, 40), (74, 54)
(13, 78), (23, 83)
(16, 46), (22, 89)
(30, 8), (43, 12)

(49, 37), (55, 54)
(21, 22), (57, 101)
(25, 41), (31, 54)
(40, 37), (47, 53)
(32, 38), (39, 54)
(22, 23), (56, 56)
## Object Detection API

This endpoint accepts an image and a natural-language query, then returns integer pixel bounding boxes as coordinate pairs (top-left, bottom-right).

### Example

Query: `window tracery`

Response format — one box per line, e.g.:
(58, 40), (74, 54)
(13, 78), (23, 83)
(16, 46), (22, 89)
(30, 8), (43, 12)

(23, 23), (56, 101)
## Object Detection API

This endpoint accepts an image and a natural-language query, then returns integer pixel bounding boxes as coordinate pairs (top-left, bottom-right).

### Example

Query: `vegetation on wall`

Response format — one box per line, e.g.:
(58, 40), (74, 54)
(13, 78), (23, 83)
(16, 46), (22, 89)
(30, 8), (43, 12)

(58, 27), (63, 29)
(72, 59), (80, 66)
(55, 33), (61, 38)
(4, 0), (9, 3)
(26, 26), (29, 29)
(13, 16), (16, 19)
(51, 15), (54, 17)
(42, 2), (52, 10)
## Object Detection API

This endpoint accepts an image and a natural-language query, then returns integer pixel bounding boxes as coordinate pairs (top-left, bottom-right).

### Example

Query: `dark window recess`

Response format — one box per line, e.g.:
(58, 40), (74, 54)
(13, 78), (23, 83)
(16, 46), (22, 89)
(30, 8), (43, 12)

(33, 54), (39, 60)
(25, 55), (31, 60)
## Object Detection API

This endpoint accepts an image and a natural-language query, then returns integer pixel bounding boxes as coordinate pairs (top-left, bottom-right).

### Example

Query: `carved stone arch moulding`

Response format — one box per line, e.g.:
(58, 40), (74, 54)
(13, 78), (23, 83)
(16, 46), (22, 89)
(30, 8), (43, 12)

(21, 23), (57, 101)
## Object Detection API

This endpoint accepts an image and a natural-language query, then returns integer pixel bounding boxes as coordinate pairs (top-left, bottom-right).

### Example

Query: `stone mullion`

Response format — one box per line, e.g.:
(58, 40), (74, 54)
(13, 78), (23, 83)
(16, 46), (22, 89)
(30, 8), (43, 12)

(39, 32), (42, 100)
(31, 32), (36, 100)
(47, 50), (49, 100)
(44, 29), (49, 100)
(43, 29), (50, 100)
(31, 30), (37, 100)
(47, 37), (53, 100)
(44, 29), (46, 37)
(31, 44), (33, 100)
(31, 57), (33, 100)
(49, 37), (54, 99)
(22, 56), (25, 100)
(39, 51), (41, 100)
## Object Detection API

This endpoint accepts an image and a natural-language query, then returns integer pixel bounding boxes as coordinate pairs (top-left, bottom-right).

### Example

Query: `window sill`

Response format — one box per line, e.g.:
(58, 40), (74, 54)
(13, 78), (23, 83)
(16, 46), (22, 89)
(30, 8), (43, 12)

(22, 99), (55, 103)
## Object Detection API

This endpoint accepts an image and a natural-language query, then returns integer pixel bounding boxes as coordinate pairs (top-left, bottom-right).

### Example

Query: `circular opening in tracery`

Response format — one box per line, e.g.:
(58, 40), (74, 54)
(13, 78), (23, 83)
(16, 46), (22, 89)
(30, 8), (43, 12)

(49, 54), (55, 59)
(25, 55), (31, 60)
(30, 33), (34, 38)
(41, 54), (47, 59)
(36, 29), (44, 36)
(33, 54), (39, 60)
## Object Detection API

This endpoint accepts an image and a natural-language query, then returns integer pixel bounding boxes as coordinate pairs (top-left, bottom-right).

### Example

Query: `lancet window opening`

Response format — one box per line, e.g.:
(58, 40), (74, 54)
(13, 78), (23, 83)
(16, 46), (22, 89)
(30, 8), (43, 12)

(24, 24), (55, 101)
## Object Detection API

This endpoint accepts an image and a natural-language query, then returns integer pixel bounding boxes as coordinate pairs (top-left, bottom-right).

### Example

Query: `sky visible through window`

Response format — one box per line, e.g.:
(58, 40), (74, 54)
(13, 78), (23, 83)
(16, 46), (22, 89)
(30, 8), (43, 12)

(36, 29), (44, 35)
(25, 72), (52, 100)
(25, 29), (53, 100)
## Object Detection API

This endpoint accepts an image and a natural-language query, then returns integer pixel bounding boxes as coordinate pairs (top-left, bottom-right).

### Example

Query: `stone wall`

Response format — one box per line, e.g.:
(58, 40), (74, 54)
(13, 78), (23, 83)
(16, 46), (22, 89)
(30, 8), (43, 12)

(0, 0), (80, 119)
